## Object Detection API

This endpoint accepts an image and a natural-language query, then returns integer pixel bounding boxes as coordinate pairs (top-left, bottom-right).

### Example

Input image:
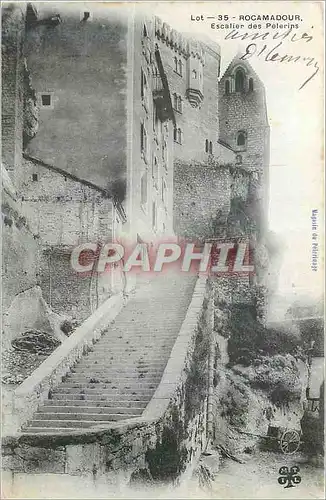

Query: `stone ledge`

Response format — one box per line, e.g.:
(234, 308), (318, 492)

(13, 292), (127, 431)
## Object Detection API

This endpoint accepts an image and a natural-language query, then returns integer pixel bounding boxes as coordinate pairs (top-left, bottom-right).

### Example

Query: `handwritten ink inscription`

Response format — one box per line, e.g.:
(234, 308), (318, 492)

(225, 28), (319, 90)
(278, 466), (301, 488)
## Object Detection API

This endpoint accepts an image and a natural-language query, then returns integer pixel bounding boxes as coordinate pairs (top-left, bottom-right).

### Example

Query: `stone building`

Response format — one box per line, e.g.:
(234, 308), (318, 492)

(2, 2), (270, 325)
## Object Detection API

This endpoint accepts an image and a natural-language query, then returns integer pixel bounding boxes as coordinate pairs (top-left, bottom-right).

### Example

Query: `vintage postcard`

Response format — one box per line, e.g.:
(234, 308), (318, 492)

(1, 1), (324, 498)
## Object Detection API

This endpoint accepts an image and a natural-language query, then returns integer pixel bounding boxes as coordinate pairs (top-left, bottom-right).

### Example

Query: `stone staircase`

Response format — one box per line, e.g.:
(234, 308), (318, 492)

(21, 273), (197, 433)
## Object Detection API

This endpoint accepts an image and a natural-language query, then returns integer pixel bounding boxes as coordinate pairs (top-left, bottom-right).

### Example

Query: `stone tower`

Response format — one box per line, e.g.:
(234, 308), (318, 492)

(218, 55), (270, 237)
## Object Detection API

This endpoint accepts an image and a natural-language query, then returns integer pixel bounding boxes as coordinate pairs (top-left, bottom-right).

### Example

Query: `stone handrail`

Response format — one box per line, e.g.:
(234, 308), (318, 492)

(13, 292), (127, 432)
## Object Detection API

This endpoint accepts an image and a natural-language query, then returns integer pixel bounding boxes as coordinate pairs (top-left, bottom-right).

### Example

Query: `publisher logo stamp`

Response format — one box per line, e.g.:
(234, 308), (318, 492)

(278, 466), (301, 489)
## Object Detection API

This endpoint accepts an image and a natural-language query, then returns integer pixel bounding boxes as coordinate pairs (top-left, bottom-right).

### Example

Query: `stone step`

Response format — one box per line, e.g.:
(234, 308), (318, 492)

(51, 393), (151, 401)
(22, 427), (81, 434)
(39, 405), (144, 414)
(33, 411), (142, 421)
(43, 399), (148, 408)
(23, 417), (127, 429)
(70, 367), (164, 375)
(52, 388), (155, 395)
(75, 362), (167, 368)
(88, 342), (174, 356)
(94, 337), (176, 342)
(55, 382), (157, 390)
(83, 355), (170, 362)
(63, 376), (162, 384)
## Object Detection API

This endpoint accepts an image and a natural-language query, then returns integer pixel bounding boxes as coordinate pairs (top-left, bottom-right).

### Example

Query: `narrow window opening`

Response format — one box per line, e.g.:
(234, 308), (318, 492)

(192, 69), (197, 79)
(32, 173), (38, 181)
(178, 60), (183, 76)
(237, 132), (246, 147)
(205, 139), (208, 153)
(249, 77), (254, 92)
(225, 80), (230, 94)
(143, 24), (148, 37)
(41, 94), (51, 106)
(235, 69), (245, 92)
(209, 141), (213, 154)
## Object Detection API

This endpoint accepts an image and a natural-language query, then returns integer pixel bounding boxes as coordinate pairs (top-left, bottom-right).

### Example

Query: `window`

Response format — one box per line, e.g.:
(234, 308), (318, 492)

(249, 77), (254, 92)
(178, 96), (182, 113)
(173, 94), (182, 113)
(236, 131), (246, 147)
(225, 80), (230, 94)
(143, 24), (148, 38)
(173, 93), (178, 110)
(152, 155), (158, 184)
(174, 127), (182, 144)
(32, 173), (38, 181)
(209, 141), (213, 154)
(205, 139), (208, 153)
(41, 94), (51, 106)
(141, 68), (147, 99)
(162, 178), (167, 204)
(236, 154), (242, 164)
(174, 57), (183, 76)
(152, 201), (157, 229)
(162, 140), (167, 163)
(192, 69), (197, 79)
(81, 11), (90, 21)
(141, 171), (147, 205)
(140, 123), (147, 157)
(235, 69), (245, 92)
(80, 11), (91, 21)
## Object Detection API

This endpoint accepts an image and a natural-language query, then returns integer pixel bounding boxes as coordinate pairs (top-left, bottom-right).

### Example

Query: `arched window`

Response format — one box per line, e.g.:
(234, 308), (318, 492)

(236, 154), (242, 164)
(192, 69), (197, 79)
(249, 78), (254, 92)
(174, 57), (178, 73)
(237, 131), (246, 147)
(178, 60), (183, 76)
(205, 139), (208, 153)
(209, 141), (213, 154)
(225, 80), (230, 94)
(235, 69), (245, 92)
(177, 128), (182, 144)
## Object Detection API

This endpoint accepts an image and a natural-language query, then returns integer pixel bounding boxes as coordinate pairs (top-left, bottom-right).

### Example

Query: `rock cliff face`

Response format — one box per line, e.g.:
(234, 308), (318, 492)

(211, 279), (309, 455)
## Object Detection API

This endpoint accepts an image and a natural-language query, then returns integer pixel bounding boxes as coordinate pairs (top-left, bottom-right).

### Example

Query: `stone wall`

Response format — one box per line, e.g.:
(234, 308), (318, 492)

(23, 4), (128, 196)
(1, 4), (25, 187)
(19, 157), (115, 320)
(173, 160), (231, 239)
(1, 172), (39, 315)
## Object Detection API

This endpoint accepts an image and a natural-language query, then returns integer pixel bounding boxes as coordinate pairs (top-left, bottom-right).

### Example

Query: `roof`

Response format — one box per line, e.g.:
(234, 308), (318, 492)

(219, 52), (264, 85)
